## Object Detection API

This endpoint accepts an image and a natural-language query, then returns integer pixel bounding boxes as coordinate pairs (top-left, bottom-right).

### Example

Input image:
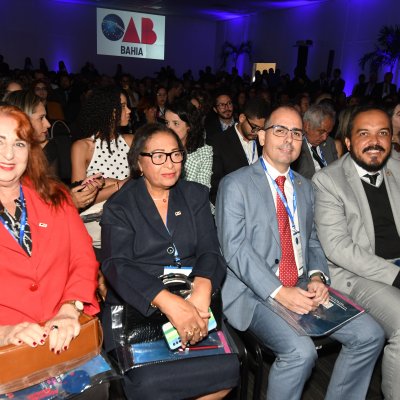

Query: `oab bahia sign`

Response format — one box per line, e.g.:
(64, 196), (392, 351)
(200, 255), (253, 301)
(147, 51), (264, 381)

(97, 8), (165, 60)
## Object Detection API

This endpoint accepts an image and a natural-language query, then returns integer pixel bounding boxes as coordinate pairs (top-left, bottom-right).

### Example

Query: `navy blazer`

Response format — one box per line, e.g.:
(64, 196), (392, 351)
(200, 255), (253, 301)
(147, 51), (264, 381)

(100, 177), (227, 350)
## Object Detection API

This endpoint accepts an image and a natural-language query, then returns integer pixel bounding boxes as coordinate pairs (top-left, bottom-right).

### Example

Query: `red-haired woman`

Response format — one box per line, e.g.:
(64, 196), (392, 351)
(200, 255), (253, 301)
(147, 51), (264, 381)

(0, 105), (99, 362)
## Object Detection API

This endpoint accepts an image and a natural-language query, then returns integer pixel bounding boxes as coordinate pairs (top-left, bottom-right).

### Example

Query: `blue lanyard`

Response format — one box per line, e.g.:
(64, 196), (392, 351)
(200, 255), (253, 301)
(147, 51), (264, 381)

(259, 158), (297, 230)
(0, 185), (27, 246)
(249, 140), (256, 164)
(165, 216), (182, 267)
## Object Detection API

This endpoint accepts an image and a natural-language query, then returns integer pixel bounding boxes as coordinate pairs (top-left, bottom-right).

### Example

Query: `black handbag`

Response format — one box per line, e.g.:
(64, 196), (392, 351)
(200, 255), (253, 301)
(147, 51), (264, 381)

(115, 273), (222, 345)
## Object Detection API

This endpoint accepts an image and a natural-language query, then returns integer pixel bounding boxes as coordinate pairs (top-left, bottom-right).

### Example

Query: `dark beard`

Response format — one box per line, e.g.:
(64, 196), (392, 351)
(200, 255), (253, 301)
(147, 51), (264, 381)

(349, 145), (390, 172)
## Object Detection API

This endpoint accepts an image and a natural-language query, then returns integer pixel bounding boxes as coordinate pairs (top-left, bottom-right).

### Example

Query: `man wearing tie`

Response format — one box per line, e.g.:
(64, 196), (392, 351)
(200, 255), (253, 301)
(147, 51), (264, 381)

(313, 106), (400, 400)
(292, 103), (338, 179)
(216, 106), (384, 400)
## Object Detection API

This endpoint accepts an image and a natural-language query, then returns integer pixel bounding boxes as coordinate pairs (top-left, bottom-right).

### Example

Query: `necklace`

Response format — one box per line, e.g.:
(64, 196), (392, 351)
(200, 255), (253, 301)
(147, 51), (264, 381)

(152, 197), (168, 203)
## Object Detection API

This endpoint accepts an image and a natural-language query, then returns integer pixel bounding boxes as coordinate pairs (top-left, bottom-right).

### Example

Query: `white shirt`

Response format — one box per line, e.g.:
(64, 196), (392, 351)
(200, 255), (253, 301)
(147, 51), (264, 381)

(306, 139), (326, 173)
(235, 123), (259, 165)
(352, 160), (383, 187)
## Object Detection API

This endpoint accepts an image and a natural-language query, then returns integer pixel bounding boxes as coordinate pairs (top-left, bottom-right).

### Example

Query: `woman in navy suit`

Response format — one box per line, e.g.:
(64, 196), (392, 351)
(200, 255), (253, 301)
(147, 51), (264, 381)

(100, 123), (239, 400)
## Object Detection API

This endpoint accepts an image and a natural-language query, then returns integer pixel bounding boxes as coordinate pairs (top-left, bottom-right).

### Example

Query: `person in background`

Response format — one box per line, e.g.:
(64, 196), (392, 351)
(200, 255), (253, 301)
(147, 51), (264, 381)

(204, 91), (235, 146)
(388, 101), (400, 160)
(210, 98), (267, 205)
(291, 103), (337, 179)
(134, 96), (157, 131)
(0, 104), (104, 398)
(31, 79), (49, 105)
(101, 123), (239, 400)
(155, 85), (168, 122)
(165, 99), (213, 190)
(71, 86), (133, 252)
(5, 90), (102, 212)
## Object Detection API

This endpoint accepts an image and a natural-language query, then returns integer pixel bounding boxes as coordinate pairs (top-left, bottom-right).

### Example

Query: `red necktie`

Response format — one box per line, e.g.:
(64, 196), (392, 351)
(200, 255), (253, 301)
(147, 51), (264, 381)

(275, 176), (298, 287)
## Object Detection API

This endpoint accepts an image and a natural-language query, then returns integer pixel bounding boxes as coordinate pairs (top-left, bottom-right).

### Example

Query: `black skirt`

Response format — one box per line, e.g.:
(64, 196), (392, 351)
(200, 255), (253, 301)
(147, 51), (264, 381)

(122, 353), (240, 400)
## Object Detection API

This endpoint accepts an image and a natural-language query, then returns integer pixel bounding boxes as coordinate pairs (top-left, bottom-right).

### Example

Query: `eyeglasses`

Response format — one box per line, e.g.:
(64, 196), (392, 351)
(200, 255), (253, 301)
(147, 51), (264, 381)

(245, 116), (263, 133)
(140, 150), (185, 165)
(265, 125), (304, 141)
(216, 101), (233, 109)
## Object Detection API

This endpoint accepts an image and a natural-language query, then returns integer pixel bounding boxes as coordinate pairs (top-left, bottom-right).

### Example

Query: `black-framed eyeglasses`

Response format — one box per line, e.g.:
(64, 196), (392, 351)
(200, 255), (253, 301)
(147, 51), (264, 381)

(265, 125), (304, 141)
(245, 116), (263, 134)
(216, 101), (233, 109)
(140, 150), (185, 165)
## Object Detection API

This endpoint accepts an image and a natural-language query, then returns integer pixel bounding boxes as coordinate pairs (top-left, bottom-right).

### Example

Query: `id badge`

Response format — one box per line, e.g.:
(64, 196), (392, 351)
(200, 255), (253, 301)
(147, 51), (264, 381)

(163, 266), (193, 276)
(292, 229), (304, 276)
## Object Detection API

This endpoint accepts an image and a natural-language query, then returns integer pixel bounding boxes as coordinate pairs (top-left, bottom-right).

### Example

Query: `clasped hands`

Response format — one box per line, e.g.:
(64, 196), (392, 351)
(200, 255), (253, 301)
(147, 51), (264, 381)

(275, 279), (329, 315)
(152, 277), (212, 349)
(0, 304), (81, 354)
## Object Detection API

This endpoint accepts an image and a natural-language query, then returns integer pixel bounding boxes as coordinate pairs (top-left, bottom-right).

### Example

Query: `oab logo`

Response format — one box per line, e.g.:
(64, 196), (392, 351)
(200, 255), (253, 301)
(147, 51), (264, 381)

(97, 9), (165, 60)
(101, 14), (157, 55)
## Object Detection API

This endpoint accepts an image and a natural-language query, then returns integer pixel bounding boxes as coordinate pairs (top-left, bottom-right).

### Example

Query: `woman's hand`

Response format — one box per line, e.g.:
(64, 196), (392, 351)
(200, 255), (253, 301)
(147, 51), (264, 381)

(71, 183), (99, 209)
(0, 322), (47, 347)
(187, 277), (212, 334)
(44, 304), (81, 354)
(152, 290), (207, 348)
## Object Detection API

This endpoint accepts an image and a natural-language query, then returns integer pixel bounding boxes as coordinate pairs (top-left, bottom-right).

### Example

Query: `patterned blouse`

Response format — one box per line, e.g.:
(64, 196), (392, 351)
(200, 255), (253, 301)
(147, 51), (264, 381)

(0, 196), (32, 256)
(183, 144), (213, 189)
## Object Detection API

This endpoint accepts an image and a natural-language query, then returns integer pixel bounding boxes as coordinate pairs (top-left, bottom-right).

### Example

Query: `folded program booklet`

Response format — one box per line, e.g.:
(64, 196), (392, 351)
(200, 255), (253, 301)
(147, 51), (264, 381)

(265, 287), (365, 336)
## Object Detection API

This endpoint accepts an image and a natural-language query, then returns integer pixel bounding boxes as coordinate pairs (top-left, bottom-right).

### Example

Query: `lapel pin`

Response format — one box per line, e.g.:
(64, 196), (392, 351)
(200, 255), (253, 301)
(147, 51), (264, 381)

(175, 211), (181, 216)
(38, 223), (47, 227)
(386, 169), (392, 177)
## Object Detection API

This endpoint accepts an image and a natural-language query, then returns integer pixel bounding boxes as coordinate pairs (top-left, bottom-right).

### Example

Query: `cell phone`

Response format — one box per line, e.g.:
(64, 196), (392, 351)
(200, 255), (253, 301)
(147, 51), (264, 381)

(162, 309), (217, 350)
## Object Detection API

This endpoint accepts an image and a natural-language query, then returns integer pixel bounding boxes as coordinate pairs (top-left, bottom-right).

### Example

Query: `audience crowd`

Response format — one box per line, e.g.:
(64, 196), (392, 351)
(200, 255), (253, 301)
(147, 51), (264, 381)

(1, 53), (400, 399)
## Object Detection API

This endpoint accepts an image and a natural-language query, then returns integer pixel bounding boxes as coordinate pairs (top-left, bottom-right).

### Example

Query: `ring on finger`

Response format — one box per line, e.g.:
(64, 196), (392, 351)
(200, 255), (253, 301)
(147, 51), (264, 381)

(51, 325), (59, 331)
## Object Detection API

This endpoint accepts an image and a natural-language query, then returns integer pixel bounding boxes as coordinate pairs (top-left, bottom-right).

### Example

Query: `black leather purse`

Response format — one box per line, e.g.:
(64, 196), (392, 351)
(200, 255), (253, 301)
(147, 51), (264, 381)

(117, 273), (222, 345)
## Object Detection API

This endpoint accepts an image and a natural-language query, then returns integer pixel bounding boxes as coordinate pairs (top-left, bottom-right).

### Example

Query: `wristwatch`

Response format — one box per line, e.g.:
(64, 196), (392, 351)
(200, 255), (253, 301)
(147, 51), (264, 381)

(309, 272), (327, 285)
(64, 300), (84, 314)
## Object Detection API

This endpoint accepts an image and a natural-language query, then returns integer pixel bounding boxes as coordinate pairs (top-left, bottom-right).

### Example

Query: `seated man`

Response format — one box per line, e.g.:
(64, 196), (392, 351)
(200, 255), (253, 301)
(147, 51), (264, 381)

(291, 103), (337, 179)
(210, 98), (267, 204)
(216, 105), (384, 400)
(313, 105), (400, 400)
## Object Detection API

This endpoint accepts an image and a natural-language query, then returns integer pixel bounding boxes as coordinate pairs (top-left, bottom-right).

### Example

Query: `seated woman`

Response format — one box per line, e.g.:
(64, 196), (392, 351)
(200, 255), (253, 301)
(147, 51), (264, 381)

(71, 86), (133, 251)
(101, 123), (239, 400)
(165, 99), (213, 189)
(0, 105), (102, 396)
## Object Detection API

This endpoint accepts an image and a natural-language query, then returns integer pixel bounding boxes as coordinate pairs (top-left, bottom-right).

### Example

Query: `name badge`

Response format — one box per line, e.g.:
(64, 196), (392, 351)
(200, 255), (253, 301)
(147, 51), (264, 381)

(163, 266), (192, 276)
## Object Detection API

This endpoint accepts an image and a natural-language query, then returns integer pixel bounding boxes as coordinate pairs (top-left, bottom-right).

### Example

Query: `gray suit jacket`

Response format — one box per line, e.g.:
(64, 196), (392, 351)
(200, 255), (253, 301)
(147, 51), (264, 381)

(292, 137), (338, 180)
(216, 161), (329, 331)
(312, 154), (400, 295)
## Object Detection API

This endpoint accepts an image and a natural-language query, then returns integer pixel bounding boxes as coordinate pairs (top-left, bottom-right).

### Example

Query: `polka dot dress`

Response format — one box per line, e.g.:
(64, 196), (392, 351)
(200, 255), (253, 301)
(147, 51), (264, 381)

(86, 136), (130, 179)
(275, 176), (298, 287)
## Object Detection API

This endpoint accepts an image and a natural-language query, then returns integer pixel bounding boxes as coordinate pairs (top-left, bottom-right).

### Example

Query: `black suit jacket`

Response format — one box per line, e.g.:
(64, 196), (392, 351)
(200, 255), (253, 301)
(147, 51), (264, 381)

(210, 125), (262, 204)
(204, 111), (224, 146)
(100, 177), (227, 350)
(291, 137), (338, 180)
(372, 82), (397, 99)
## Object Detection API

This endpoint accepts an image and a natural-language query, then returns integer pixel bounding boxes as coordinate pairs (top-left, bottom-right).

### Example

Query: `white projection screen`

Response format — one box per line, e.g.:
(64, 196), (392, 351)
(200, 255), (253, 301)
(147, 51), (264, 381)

(97, 8), (165, 60)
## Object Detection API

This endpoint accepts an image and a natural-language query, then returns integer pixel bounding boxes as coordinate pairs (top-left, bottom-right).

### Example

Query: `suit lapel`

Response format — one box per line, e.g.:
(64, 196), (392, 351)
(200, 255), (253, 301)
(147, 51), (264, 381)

(343, 155), (375, 248)
(165, 183), (186, 238)
(383, 159), (400, 236)
(250, 162), (280, 246)
(229, 127), (249, 166)
(292, 173), (308, 263)
(135, 178), (171, 242)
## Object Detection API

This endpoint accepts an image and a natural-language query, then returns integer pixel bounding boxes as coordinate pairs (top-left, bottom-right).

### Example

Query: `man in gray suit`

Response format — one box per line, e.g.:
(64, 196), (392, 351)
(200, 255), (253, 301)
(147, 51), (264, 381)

(216, 105), (384, 400)
(313, 105), (400, 400)
(292, 103), (338, 179)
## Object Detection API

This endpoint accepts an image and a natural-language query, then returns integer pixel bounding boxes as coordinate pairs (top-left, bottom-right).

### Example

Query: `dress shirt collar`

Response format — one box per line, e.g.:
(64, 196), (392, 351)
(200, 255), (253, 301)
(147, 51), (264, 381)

(261, 156), (290, 181)
(351, 158), (384, 187)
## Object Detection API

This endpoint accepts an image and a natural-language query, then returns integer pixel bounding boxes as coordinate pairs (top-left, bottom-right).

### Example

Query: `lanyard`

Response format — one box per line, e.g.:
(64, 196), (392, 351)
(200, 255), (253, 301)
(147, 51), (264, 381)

(165, 216), (182, 267)
(0, 185), (27, 246)
(259, 158), (297, 231)
(247, 140), (256, 164)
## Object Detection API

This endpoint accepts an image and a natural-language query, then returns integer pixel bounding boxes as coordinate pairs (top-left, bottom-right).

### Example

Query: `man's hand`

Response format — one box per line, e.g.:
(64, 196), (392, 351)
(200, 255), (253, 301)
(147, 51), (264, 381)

(307, 278), (329, 306)
(275, 286), (319, 314)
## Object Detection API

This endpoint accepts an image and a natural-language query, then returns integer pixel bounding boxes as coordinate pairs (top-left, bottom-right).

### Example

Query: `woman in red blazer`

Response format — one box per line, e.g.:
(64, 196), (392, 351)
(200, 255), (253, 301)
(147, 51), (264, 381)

(0, 104), (99, 355)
